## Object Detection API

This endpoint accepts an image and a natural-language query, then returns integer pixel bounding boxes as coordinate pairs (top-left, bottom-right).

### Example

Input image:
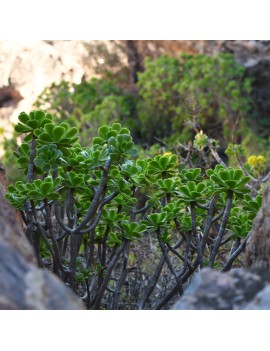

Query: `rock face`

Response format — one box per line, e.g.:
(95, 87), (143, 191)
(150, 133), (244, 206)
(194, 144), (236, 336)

(245, 178), (270, 270)
(172, 268), (270, 310)
(133, 40), (270, 67)
(0, 235), (83, 310)
(0, 164), (83, 310)
(0, 40), (89, 140)
(222, 40), (270, 67)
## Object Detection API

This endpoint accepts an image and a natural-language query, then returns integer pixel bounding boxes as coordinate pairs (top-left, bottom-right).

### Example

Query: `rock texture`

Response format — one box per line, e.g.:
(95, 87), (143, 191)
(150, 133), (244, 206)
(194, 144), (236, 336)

(0, 40), (89, 140)
(245, 178), (270, 270)
(0, 163), (83, 310)
(223, 40), (270, 67)
(133, 40), (270, 68)
(172, 268), (270, 310)
(0, 236), (83, 310)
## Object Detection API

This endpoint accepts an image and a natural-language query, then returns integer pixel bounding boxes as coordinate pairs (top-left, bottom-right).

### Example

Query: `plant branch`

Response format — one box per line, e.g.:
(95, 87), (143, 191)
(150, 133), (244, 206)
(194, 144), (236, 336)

(222, 232), (251, 272)
(208, 190), (233, 267)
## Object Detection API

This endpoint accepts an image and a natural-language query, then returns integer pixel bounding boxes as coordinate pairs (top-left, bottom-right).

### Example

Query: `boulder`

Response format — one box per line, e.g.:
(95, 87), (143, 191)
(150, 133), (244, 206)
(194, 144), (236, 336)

(172, 268), (270, 310)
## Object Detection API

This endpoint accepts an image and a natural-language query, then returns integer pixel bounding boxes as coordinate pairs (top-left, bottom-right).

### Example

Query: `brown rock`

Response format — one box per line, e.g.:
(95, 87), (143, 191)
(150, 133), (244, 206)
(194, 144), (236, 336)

(245, 178), (270, 269)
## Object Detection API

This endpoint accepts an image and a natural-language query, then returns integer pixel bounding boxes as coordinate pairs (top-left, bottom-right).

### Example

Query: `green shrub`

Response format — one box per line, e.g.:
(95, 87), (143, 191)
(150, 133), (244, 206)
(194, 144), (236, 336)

(32, 53), (253, 147)
(137, 53), (252, 143)
(5, 109), (264, 310)
(136, 56), (182, 141)
(2, 133), (25, 184)
(34, 78), (136, 146)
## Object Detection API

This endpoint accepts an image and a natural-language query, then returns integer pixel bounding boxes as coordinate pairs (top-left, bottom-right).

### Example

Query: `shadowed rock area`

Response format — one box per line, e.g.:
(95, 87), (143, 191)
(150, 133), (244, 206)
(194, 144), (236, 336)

(245, 177), (270, 270)
(0, 164), (83, 310)
(172, 268), (270, 310)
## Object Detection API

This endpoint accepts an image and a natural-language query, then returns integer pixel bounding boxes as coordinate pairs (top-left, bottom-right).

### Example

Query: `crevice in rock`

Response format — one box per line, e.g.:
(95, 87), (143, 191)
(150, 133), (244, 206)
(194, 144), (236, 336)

(0, 85), (23, 108)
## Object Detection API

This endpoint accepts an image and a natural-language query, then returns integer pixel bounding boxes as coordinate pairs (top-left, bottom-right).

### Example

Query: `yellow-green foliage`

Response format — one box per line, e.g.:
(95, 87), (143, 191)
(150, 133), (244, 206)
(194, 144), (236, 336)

(137, 53), (252, 142)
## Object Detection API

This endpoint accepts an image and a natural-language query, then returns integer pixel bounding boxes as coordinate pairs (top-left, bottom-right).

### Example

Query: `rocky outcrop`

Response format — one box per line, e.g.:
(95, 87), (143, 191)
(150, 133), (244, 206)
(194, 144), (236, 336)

(172, 268), (270, 310)
(0, 163), (83, 309)
(0, 235), (83, 309)
(0, 40), (89, 140)
(245, 177), (270, 270)
(222, 40), (270, 67)
(132, 40), (270, 68)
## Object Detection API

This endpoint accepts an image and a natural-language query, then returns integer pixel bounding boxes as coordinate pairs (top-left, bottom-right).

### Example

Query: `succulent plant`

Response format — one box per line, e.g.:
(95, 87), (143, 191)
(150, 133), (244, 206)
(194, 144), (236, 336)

(34, 122), (78, 156)
(15, 110), (53, 141)
(34, 144), (63, 172)
(176, 181), (208, 203)
(147, 154), (178, 178)
(207, 165), (251, 198)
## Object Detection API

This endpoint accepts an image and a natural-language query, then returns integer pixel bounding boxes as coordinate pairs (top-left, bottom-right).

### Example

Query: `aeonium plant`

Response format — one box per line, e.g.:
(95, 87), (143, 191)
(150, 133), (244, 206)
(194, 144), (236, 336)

(6, 110), (262, 310)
